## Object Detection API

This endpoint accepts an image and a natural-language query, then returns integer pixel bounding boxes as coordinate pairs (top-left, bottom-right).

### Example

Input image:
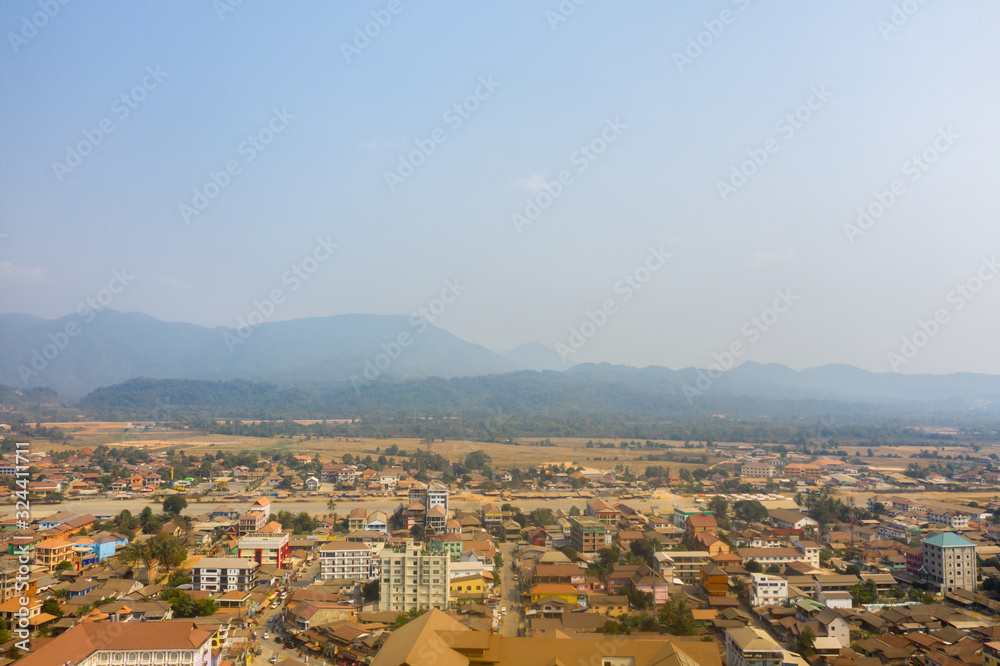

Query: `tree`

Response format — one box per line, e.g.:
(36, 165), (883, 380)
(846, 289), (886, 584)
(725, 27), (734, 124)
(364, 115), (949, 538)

(625, 587), (653, 611)
(744, 559), (763, 573)
(733, 500), (768, 524)
(569, 505), (581, 516)
(41, 598), (63, 619)
(765, 564), (781, 575)
(55, 560), (74, 572)
(629, 539), (658, 568)
(163, 495), (188, 516)
(708, 495), (729, 526)
(658, 599), (696, 636)
(530, 508), (555, 527)
(362, 580), (380, 602)
(848, 578), (878, 605)
(796, 626), (816, 657)
(597, 547), (620, 571)
(561, 546), (578, 561)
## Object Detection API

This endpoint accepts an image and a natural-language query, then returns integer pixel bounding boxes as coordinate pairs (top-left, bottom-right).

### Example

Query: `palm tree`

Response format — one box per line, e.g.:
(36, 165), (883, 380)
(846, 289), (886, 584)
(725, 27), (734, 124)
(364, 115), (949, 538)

(327, 499), (337, 526)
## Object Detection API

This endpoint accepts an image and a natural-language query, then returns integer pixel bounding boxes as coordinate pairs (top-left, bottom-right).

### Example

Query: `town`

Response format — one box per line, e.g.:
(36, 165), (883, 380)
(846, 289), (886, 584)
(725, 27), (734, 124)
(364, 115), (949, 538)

(2, 427), (1000, 666)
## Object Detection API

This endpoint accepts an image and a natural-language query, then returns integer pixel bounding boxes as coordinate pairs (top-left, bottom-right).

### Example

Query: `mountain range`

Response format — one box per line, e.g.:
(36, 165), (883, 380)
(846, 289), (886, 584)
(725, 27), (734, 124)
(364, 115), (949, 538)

(2, 310), (1000, 415)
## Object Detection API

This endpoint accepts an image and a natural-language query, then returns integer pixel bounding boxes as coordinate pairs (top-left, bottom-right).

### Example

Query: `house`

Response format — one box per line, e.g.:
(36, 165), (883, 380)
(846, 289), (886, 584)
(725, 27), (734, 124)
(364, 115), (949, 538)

(686, 513), (718, 539)
(305, 476), (321, 491)
(768, 509), (819, 531)
(748, 573), (787, 606)
(700, 564), (729, 597)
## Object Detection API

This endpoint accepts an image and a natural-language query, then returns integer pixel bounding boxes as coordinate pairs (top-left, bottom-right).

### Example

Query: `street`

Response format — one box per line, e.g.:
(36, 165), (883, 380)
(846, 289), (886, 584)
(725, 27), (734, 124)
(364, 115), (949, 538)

(499, 543), (520, 637)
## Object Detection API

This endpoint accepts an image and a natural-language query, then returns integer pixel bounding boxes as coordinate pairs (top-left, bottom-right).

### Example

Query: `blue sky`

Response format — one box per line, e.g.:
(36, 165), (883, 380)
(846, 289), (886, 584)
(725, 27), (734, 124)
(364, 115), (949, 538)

(2, 1), (1000, 374)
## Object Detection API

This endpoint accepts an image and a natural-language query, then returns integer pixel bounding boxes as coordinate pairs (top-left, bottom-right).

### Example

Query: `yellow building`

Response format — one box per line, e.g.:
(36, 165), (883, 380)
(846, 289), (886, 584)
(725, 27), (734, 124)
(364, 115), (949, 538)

(450, 573), (491, 599)
(528, 583), (585, 605)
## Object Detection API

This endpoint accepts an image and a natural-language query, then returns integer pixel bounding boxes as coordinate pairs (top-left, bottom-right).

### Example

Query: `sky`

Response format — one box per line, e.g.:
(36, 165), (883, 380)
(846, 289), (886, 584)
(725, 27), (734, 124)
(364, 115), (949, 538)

(2, 1), (1000, 375)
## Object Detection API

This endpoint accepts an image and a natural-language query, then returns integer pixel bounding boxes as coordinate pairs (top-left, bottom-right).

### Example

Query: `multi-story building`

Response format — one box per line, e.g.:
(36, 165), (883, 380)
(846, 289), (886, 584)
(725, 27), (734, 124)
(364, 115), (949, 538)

(783, 463), (821, 480)
(569, 515), (607, 553)
(425, 481), (449, 513)
(741, 462), (774, 478)
(654, 551), (710, 585)
(238, 532), (290, 569)
(191, 557), (259, 592)
(238, 511), (267, 535)
(319, 541), (378, 581)
(16, 620), (215, 666)
(586, 498), (621, 527)
(749, 573), (787, 606)
(34, 538), (76, 571)
(725, 627), (784, 666)
(378, 539), (449, 612)
(922, 532), (976, 594)
(673, 507), (713, 529)
(481, 503), (503, 535)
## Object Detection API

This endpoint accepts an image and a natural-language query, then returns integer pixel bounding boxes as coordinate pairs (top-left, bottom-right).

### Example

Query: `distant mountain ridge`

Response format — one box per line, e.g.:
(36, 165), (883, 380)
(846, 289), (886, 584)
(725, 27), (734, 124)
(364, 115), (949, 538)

(3, 310), (1000, 411)
(0, 310), (527, 398)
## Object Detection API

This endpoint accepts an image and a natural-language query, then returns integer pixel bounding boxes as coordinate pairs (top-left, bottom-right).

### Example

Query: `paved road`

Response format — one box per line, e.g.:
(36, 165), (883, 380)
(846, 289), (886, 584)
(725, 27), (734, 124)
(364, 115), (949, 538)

(499, 543), (519, 637)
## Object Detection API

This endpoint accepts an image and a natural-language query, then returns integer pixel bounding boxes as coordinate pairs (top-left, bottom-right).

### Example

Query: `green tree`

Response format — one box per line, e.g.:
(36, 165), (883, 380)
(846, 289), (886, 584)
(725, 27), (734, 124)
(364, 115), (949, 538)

(163, 494), (188, 516)
(658, 599), (696, 635)
(362, 580), (380, 602)
(796, 626), (816, 657)
(744, 559), (763, 573)
(41, 597), (63, 619)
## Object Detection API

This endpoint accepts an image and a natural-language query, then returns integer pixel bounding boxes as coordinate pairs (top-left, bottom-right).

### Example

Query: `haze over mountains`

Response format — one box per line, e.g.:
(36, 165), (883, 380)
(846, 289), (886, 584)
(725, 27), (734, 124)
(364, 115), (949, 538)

(2, 310), (1000, 415)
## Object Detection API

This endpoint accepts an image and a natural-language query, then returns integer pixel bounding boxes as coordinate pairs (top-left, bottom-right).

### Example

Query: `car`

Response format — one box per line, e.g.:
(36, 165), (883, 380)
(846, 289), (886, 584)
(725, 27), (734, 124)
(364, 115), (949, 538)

(275, 637), (283, 644)
(263, 633), (269, 639)
(500, 606), (506, 614)
(269, 657), (278, 664)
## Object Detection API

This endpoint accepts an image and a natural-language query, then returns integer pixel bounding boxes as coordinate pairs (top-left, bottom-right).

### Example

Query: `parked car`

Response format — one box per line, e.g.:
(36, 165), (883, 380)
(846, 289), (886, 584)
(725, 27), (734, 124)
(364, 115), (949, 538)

(263, 633), (269, 640)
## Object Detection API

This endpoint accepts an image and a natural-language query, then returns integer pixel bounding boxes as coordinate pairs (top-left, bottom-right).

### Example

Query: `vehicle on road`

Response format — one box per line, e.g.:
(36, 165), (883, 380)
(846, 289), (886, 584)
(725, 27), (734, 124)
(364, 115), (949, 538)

(501, 606), (506, 614)
(263, 633), (269, 639)
(269, 657), (278, 664)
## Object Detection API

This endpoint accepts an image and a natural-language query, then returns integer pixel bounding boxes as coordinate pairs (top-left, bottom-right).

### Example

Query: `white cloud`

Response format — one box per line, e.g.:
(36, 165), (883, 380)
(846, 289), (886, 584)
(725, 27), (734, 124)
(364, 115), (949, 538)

(0, 261), (46, 283)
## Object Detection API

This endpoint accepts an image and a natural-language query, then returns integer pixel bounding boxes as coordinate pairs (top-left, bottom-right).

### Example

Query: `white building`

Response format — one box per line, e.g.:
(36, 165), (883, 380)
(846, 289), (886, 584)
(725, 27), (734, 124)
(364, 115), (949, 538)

(426, 481), (449, 512)
(378, 538), (449, 612)
(741, 462), (774, 478)
(319, 541), (379, 581)
(191, 557), (258, 592)
(922, 532), (977, 594)
(726, 627), (784, 666)
(16, 621), (215, 666)
(749, 573), (787, 607)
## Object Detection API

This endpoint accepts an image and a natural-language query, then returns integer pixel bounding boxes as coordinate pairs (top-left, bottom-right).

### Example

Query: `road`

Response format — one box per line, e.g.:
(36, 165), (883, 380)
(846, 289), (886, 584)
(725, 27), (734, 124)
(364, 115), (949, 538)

(499, 543), (520, 637)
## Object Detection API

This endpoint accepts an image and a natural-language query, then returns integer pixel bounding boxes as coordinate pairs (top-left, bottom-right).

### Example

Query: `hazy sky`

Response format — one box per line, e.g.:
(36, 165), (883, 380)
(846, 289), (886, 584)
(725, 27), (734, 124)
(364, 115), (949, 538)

(2, 2), (1000, 375)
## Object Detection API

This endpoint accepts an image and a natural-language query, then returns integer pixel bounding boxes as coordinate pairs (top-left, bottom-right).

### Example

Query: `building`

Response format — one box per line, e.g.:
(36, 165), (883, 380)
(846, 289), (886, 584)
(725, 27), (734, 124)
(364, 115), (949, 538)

(425, 481), (449, 512)
(654, 551), (710, 585)
(191, 557), (259, 592)
(378, 538), (449, 612)
(686, 513), (718, 539)
(15, 620), (215, 666)
(749, 573), (787, 607)
(585, 498), (621, 527)
(481, 503), (503, 534)
(319, 541), (377, 580)
(701, 564), (729, 597)
(238, 532), (291, 569)
(568, 515), (607, 553)
(34, 538), (76, 571)
(768, 509), (819, 531)
(725, 627), (784, 666)
(673, 507), (713, 529)
(742, 462), (774, 478)
(783, 463), (821, 480)
(370, 609), (722, 666)
(922, 532), (976, 594)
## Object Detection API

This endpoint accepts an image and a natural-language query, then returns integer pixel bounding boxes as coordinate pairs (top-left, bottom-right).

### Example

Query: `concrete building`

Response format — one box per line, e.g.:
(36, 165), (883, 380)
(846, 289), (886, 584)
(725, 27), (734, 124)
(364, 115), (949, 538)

(749, 573), (787, 607)
(16, 621), (215, 666)
(654, 551), (710, 585)
(238, 532), (290, 569)
(726, 627), (784, 666)
(673, 507), (712, 529)
(378, 538), (449, 612)
(922, 531), (976, 594)
(319, 541), (378, 581)
(569, 515), (607, 553)
(741, 462), (774, 478)
(192, 557), (259, 592)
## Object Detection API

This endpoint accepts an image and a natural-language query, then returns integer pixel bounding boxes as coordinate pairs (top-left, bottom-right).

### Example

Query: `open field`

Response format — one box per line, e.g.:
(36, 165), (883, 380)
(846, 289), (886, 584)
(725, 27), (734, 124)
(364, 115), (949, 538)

(37, 423), (735, 473)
